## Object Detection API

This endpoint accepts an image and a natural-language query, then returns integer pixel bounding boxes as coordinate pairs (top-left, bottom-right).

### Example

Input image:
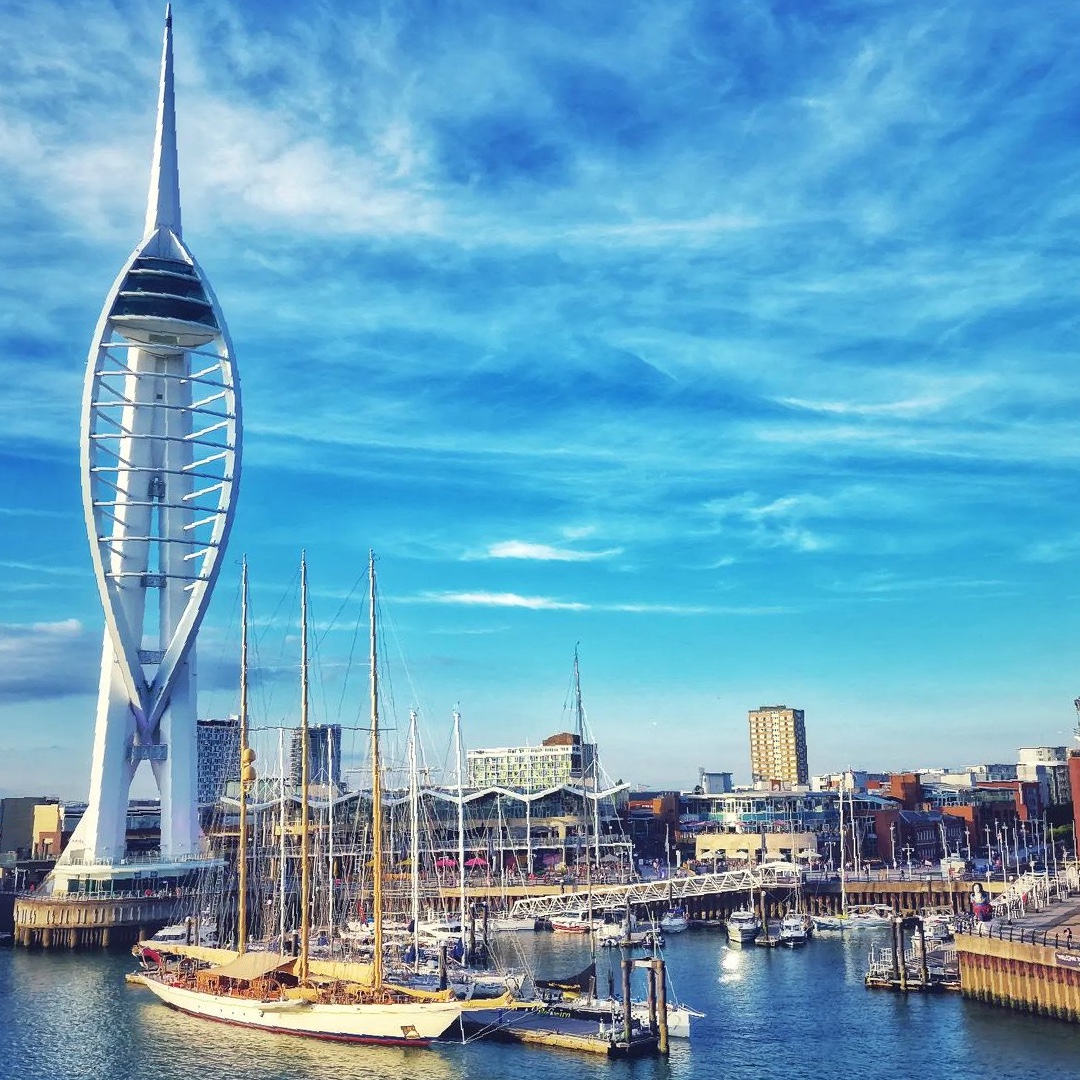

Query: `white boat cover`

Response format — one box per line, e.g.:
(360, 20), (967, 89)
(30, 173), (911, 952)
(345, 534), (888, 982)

(209, 952), (297, 982)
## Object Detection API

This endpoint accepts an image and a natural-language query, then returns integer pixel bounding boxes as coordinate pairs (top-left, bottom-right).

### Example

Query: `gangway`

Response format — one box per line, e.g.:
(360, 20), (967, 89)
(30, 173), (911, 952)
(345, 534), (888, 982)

(509, 865), (798, 920)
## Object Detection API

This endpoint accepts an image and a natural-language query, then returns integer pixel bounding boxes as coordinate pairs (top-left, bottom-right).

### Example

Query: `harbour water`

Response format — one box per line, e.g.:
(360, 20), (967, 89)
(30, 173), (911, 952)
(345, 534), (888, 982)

(3, 929), (1080, 1080)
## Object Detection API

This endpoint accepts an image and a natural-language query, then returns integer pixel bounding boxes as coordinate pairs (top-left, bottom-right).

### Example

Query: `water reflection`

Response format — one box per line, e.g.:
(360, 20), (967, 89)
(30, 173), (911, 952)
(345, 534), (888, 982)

(6, 928), (1080, 1080)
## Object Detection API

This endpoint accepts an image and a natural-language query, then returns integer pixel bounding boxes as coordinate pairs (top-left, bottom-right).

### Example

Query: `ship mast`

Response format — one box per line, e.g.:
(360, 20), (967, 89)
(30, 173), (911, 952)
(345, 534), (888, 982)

(299, 551), (311, 981)
(574, 647), (593, 902)
(369, 550), (385, 989)
(453, 707), (467, 953)
(236, 555), (251, 953)
(408, 709), (421, 969)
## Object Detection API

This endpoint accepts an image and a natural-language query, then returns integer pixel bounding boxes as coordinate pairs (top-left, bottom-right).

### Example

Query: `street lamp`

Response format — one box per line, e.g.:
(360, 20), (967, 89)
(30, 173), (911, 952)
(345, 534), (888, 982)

(890, 821), (897, 872)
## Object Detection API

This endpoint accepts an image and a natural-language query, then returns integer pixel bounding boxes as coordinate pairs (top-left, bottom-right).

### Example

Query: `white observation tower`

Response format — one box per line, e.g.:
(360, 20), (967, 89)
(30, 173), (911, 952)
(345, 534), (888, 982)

(57, 7), (241, 874)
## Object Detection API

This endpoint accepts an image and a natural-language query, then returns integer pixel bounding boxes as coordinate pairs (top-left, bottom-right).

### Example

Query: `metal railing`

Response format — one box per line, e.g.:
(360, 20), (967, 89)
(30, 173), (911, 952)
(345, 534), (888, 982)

(509, 865), (799, 919)
(954, 919), (1078, 951)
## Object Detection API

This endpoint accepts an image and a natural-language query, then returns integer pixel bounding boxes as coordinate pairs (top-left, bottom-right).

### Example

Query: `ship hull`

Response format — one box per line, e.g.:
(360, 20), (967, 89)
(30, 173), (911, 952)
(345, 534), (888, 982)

(138, 976), (460, 1045)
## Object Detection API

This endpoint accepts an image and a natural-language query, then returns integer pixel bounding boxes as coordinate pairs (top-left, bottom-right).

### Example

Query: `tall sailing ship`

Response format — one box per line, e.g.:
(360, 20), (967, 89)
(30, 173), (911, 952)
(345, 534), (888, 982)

(134, 553), (463, 1045)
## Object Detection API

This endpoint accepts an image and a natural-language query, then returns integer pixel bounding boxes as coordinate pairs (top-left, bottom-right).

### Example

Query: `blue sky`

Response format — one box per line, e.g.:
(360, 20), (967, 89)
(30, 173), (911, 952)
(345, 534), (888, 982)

(3, 0), (1080, 799)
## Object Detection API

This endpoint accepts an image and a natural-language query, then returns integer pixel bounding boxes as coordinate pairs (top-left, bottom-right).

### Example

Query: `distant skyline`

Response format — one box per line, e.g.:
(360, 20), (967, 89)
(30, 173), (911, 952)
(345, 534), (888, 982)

(3, 1), (1080, 800)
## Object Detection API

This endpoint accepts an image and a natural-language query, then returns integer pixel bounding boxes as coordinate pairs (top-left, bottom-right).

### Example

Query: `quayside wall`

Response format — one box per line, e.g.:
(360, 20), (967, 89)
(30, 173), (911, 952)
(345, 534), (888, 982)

(955, 928), (1080, 1022)
(14, 893), (181, 950)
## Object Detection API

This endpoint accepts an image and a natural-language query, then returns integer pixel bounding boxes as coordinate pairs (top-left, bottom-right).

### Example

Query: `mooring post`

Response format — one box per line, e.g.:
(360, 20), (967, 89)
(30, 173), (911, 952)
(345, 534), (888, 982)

(621, 957), (633, 1044)
(644, 960), (657, 1033)
(891, 918), (901, 983)
(655, 957), (670, 1055)
(897, 920), (907, 992)
(918, 922), (929, 987)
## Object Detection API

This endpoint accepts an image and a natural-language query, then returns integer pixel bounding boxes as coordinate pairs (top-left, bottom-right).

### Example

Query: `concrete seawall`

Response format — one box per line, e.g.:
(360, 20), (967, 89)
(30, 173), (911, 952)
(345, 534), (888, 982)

(955, 932), (1080, 1021)
(14, 893), (180, 950)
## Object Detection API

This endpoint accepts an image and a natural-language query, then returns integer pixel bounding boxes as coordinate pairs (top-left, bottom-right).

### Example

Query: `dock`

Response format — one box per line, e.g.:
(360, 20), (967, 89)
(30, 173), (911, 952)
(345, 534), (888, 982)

(461, 955), (671, 1057)
(459, 1005), (659, 1057)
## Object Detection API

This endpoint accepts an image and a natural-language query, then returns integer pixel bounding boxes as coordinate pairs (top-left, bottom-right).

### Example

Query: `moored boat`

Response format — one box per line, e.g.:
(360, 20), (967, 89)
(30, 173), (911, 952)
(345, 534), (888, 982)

(659, 907), (689, 934)
(725, 908), (762, 946)
(778, 913), (809, 947)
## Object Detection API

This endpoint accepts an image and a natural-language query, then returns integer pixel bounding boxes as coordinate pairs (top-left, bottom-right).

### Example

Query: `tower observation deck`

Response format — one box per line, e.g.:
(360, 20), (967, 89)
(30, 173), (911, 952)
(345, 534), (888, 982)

(52, 7), (241, 885)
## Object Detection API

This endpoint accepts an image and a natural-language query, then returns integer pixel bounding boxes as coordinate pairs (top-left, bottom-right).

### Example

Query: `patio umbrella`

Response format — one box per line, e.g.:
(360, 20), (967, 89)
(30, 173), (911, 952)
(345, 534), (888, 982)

(435, 857), (457, 868)
(465, 856), (487, 867)
(599, 854), (619, 864)
(542, 854), (559, 866)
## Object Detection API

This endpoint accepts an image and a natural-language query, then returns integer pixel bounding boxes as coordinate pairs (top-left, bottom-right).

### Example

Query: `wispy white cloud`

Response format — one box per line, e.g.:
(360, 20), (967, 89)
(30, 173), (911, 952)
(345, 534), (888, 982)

(406, 591), (783, 616)
(4, 0), (1080, 778)
(0, 560), (86, 577)
(481, 540), (622, 562)
(1025, 536), (1080, 565)
(412, 591), (589, 611)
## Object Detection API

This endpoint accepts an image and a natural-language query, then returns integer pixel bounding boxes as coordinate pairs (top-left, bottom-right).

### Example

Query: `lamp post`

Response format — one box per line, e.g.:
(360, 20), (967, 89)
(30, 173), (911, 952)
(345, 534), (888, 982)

(890, 821), (897, 872)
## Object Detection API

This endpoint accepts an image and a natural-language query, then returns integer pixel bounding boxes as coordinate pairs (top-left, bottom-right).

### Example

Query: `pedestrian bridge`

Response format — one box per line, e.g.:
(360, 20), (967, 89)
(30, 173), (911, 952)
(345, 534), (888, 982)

(509, 864), (798, 919)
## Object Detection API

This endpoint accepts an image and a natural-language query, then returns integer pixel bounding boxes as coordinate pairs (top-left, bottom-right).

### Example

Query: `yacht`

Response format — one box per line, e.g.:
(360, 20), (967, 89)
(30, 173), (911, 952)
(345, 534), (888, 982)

(725, 908), (762, 946)
(778, 913), (810, 947)
(659, 907), (690, 934)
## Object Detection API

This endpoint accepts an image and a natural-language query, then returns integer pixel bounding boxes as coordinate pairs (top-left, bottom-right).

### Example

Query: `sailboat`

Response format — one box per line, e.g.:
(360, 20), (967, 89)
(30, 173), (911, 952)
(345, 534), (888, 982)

(658, 826), (690, 933)
(811, 777), (892, 932)
(812, 775), (851, 932)
(134, 553), (463, 1045)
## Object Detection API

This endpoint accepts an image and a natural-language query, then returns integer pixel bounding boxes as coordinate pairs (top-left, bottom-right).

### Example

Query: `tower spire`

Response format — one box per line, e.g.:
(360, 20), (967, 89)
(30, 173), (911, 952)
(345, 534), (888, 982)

(144, 5), (181, 240)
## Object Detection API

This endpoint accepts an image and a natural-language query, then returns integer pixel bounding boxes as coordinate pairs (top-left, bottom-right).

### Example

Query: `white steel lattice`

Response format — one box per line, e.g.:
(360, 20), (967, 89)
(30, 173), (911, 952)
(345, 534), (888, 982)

(80, 236), (241, 742)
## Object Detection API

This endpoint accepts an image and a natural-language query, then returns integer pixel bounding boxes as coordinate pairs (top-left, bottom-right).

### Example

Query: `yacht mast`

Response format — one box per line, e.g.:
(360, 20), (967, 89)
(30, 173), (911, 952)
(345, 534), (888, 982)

(237, 555), (251, 953)
(453, 707), (467, 950)
(277, 727), (286, 948)
(369, 550), (385, 989)
(328, 725), (336, 943)
(408, 709), (421, 967)
(839, 773), (847, 917)
(299, 552), (311, 981)
(573, 648), (592, 900)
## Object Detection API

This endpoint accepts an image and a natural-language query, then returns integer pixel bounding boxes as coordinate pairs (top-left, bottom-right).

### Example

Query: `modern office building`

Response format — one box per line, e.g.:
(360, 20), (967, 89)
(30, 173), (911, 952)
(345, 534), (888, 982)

(467, 732), (597, 793)
(1016, 747), (1072, 808)
(196, 717), (241, 806)
(290, 724), (343, 789)
(748, 705), (808, 786)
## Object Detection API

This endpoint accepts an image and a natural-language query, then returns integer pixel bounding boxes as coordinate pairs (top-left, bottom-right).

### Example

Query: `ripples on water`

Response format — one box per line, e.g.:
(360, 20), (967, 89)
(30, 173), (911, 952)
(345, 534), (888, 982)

(3, 930), (1080, 1080)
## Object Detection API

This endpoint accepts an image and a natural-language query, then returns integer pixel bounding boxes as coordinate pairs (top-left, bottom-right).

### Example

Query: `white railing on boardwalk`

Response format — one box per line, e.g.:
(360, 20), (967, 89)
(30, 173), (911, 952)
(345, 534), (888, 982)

(991, 872), (1052, 921)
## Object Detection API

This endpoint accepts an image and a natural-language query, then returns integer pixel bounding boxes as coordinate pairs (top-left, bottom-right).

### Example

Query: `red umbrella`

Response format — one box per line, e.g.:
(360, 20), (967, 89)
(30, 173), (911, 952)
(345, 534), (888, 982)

(465, 856), (487, 867)
(435, 857), (457, 868)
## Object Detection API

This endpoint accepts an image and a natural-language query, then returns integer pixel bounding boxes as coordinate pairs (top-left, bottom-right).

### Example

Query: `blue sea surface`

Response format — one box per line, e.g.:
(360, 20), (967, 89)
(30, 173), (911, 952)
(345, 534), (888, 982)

(2, 930), (1079, 1080)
